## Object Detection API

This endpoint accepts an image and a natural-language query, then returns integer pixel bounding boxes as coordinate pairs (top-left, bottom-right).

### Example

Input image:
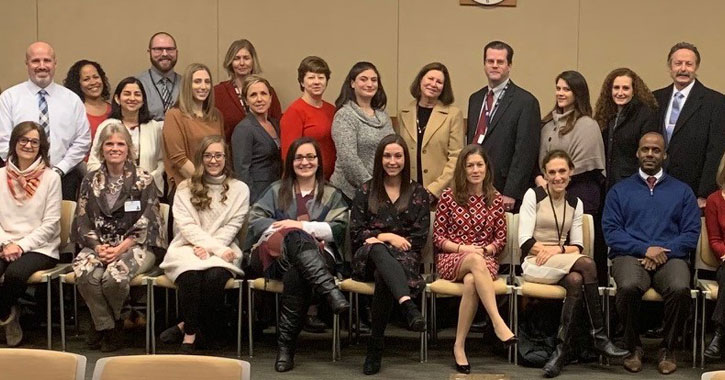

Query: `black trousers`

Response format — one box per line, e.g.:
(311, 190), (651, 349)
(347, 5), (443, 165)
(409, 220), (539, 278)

(612, 255), (691, 350)
(175, 268), (232, 335)
(0, 252), (57, 319)
(712, 265), (725, 326)
(60, 165), (84, 201)
(366, 244), (411, 338)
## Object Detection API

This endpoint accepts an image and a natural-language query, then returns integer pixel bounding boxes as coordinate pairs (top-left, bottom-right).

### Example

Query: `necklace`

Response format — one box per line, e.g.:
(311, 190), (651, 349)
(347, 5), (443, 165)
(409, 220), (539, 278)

(107, 175), (125, 194)
(547, 185), (567, 246)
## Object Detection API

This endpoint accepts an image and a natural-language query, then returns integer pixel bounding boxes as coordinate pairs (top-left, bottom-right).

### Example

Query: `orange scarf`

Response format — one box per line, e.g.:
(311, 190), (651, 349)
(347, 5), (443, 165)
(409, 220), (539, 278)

(6, 158), (46, 205)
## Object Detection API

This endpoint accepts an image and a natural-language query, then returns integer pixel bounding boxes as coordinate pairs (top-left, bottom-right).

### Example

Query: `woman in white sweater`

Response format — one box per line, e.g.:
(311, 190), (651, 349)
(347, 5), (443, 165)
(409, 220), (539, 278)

(160, 135), (249, 353)
(0, 121), (62, 347)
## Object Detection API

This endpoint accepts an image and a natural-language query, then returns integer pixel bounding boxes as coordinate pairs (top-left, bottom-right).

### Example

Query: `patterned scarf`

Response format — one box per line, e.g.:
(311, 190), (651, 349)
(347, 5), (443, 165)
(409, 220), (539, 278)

(6, 157), (46, 205)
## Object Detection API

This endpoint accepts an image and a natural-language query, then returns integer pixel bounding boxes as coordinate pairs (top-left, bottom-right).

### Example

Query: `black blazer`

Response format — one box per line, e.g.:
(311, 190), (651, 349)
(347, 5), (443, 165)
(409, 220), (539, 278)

(231, 113), (282, 203)
(653, 80), (725, 198)
(467, 80), (541, 201)
(602, 98), (659, 190)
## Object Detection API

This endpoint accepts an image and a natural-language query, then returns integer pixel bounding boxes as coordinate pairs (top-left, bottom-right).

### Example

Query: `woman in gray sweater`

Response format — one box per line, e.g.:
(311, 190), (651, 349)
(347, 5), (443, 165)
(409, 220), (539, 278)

(330, 62), (394, 200)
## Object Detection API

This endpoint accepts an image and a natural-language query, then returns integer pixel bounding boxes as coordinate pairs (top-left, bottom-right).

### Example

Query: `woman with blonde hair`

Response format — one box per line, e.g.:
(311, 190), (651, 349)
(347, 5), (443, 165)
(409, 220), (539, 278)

(162, 63), (224, 194)
(160, 135), (248, 353)
(214, 39), (282, 143)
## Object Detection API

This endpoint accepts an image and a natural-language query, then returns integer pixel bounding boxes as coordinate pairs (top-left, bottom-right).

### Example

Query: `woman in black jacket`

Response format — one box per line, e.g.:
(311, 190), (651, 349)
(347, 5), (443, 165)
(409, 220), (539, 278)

(594, 68), (659, 190)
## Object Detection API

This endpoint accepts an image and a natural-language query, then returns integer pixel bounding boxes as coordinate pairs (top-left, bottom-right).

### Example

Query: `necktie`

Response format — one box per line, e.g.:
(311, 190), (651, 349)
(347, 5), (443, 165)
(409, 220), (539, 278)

(474, 90), (495, 143)
(159, 77), (171, 110)
(646, 176), (657, 191)
(37, 89), (49, 137)
(666, 92), (683, 143)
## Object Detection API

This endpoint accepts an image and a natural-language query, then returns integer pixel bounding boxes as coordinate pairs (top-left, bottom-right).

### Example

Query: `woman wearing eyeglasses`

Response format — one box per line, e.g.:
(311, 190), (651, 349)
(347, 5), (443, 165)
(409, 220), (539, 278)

(0, 122), (62, 347)
(160, 135), (248, 353)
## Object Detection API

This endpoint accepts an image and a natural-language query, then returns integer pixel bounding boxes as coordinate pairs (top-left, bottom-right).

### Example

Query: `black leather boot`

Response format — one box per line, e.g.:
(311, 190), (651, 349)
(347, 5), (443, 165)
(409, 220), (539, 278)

(363, 336), (385, 375)
(295, 249), (349, 314)
(543, 295), (579, 378)
(705, 325), (724, 359)
(401, 299), (426, 332)
(275, 294), (306, 372)
(582, 283), (629, 358)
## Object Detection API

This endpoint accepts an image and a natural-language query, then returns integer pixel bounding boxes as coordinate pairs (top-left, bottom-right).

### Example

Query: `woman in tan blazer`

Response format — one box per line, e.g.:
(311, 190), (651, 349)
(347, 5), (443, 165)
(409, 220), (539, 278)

(396, 62), (465, 199)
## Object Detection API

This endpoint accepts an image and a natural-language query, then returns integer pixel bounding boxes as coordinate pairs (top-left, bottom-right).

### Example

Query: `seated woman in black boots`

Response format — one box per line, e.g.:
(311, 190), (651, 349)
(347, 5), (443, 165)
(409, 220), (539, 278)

(246, 137), (350, 372)
(350, 134), (430, 375)
(518, 150), (628, 377)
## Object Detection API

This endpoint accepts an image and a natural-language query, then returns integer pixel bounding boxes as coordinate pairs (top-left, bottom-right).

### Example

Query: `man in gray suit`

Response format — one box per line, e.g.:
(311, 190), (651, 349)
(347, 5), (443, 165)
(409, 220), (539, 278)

(136, 32), (181, 121)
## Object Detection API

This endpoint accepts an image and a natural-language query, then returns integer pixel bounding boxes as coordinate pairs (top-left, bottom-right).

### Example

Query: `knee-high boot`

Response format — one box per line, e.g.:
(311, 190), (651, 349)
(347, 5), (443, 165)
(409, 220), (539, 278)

(582, 283), (629, 358)
(294, 249), (349, 313)
(543, 295), (580, 378)
(275, 294), (307, 372)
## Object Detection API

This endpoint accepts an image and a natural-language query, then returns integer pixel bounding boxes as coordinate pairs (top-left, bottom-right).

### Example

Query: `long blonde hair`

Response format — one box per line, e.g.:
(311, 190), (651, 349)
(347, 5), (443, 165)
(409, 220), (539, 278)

(189, 135), (232, 211)
(175, 63), (220, 123)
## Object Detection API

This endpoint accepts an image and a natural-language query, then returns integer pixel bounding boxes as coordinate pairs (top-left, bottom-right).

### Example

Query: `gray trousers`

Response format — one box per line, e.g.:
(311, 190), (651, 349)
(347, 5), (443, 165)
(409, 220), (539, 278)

(74, 246), (154, 331)
(612, 255), (691, 350)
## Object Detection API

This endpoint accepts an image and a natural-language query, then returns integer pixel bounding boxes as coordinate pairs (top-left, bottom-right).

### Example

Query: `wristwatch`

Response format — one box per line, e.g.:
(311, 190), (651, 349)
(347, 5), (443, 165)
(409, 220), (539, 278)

(52, 167), (65, 177)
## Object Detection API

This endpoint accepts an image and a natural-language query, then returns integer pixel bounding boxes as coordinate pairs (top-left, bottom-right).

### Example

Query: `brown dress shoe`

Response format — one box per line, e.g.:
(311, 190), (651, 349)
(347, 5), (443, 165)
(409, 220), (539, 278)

(623, 346), (643, 372)
(657, 348), (677, 374)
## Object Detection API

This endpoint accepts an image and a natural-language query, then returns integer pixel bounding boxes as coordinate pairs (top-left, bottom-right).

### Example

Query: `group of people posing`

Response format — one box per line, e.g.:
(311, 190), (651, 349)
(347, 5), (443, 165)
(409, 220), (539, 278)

(0, 32), (724, 378)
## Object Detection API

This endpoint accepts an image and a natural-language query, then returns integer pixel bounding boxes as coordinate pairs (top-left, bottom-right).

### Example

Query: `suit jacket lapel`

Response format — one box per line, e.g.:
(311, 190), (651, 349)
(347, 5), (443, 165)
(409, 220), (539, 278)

(468, 88), (487, 142)
(421, 102), (448, 148)
(486, 82), (515, 136)
(399, 102), (418, 141)
(671, 80), (703, 138)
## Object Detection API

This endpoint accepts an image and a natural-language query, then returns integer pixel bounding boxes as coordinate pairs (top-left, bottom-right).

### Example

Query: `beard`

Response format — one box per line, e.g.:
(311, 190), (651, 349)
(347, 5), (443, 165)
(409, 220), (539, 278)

(150, 56), (177, 73)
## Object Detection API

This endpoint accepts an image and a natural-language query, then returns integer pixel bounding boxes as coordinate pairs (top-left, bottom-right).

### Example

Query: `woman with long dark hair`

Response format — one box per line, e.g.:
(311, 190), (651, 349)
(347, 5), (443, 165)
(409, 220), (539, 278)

(350, 134), (430, 375)
(63, 59), (112, 140)
(433, 144), (516, 373)
(245, 137), (349, 372)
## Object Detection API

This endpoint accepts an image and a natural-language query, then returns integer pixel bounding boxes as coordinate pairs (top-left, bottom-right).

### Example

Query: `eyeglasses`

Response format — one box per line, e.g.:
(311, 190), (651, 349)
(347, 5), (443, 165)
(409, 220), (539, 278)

(294, 154), (317, 162)
(17, 137), (40, 148)
(203, 153), (225, 162)
(150, 47), (177, 54)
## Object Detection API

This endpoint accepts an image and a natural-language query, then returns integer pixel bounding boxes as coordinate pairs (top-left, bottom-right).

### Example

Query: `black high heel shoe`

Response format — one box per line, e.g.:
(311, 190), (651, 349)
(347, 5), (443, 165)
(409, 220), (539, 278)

(453, 349), (471, 374)
(502, 335), (518, 348)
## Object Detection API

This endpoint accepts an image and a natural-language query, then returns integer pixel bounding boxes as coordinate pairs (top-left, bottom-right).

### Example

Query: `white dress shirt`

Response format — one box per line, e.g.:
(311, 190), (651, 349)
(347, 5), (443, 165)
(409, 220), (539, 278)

(663, 80), (695, 133)
(0, 80), (91, 174)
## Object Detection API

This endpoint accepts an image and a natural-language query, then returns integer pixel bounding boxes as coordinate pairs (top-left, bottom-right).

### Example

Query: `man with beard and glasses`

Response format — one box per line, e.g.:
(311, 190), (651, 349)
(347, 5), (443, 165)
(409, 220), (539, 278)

(0, 41), (91, 200)
(602, 132), (700, 375)
(137, 32), (181, 121)
(653, 42), (725, 209)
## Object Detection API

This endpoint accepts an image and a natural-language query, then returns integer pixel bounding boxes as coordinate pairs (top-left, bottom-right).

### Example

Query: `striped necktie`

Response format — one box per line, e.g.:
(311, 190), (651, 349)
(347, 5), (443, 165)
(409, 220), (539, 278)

(158, 77), (171, 111)
(38, 89), (49, 137)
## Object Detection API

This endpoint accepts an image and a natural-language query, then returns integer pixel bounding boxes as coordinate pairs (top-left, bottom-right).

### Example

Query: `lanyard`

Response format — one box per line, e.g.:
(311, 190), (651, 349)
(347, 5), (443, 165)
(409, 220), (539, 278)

(547, 185), (567, 246)
(148, 69), (177, 111)
(482, 81), (510, 125)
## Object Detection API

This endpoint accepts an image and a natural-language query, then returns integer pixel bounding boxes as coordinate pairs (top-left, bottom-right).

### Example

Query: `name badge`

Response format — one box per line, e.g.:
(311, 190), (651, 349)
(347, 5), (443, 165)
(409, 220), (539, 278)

(124, 200), (142, 212)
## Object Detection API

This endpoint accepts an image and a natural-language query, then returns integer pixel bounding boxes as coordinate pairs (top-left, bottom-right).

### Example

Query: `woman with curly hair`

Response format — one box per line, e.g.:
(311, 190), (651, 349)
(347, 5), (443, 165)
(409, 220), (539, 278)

(160, 135), (248, 353)
(63, 60), (112, 140)
(593, 68), (659, 190)
(72, 124), (166, 352)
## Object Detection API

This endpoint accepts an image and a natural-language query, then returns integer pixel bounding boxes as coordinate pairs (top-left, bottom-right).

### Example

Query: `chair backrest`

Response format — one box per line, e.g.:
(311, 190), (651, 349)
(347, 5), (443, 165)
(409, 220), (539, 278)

(421, 211), (436, 274)
(0, 348), (86, 380)
(696, 216), (719, 279)
(60, 200), (76, 247)
(159, 203), (170, 245)
(581, 214), (594, 258)
(91, 355), (250, 380)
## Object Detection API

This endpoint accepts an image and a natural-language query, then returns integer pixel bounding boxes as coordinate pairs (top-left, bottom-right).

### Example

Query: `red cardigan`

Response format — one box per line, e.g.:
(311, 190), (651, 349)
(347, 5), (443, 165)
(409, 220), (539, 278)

(706, 190), (725, 259)
(213, 80), (282, 144)
(280, 98), (336, 179)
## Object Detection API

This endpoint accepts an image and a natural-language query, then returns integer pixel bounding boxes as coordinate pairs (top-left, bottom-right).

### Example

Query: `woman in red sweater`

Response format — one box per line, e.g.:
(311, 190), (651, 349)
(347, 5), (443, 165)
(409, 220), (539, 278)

(214, 39), (282, 143)
(280, 56), (336, 180)
(704, 154), (725, 359)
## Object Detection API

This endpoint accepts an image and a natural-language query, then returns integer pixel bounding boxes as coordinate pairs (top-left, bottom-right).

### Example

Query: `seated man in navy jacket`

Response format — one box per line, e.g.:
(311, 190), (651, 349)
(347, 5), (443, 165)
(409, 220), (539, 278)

(602, 132), (700, 375)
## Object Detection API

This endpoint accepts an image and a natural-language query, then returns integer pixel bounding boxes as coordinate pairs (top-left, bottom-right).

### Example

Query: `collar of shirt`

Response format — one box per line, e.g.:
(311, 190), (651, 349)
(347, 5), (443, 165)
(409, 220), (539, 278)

(673, 79), (696, 99)
(489, 78), (510, 99)
(638, 168), (664, 183)
(26, 79), (57, 96)
(149, 66), (178, 82)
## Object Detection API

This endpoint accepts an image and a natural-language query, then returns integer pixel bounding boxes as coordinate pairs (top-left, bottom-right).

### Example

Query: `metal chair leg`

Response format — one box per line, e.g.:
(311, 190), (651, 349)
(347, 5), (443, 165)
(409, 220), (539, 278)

(237, 284), (242, 358)
(693, 296), (698, 368)
(59, 277), (66, 351)
(421, 291), (427, 363)
(355, 293), (360, 344)
(164, 288), (169, 327)
(146, 279), (151, 354)
(73, 284), (79, 335)
(347, 292), (353, 344)
(46, 276), (52, 350)
(332, 313), (338, 362)
(275, 293), (280, 337)
(513, 290), (518, 365)
(248, 286), (254, 358)
(151, 280), (157, 354)
(702, 292), (707, 369)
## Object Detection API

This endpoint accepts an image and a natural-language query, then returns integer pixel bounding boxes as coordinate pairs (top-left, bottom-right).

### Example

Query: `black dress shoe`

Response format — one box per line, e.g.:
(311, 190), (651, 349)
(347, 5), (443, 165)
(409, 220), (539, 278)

(502, 335), (518, 348)
(180, 341), (195, 354)
(275, 345), (295, 372)
(455, 362), (471, 374)
(302, 315), (327, 333)
(160, 325), (184, 344)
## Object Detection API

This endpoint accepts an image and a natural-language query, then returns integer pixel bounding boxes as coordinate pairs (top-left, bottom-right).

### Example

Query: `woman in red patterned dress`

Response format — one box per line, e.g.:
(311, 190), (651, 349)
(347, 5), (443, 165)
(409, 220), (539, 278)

(433, 144), (516, 373)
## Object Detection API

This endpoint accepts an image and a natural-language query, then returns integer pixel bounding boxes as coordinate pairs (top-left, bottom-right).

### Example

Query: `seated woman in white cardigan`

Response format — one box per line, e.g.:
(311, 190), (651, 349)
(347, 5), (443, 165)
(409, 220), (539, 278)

(518, 150), (627, 378)
(0, 121), (61, 347)
(160, 135), (249, 353)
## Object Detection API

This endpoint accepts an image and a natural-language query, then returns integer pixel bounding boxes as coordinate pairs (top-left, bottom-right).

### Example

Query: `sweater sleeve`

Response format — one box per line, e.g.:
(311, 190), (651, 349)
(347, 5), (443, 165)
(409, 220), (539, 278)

(568, 199), (584, 251)
(280, 104), (305, 162)
(432, 189), (453, 251)
(331, 107), (372, 187)
(602, 186), (649, 258)
(231, 120), (254, 186)
(86, 120), (108, 172)
(490, 195), (508, 256)
(16, 171), (62, 253)
(209, 182), (249, 256)
(162, 109), (190, 171)
(517, 188), (537, 254)
(663, 186), (701, 259)
(426, 108), (465, 197)
(706, 193), (725, 259)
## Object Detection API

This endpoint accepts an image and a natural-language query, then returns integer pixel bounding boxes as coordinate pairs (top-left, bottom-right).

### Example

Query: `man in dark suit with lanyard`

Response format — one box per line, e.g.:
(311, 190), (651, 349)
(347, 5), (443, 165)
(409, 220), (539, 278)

(136, 32), (181, 121)
(467, 40), (540, 213)
(653, 41), (725, 210)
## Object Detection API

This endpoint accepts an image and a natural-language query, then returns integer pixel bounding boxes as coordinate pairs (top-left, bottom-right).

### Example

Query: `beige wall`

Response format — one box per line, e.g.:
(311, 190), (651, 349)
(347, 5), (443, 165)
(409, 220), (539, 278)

(2, 0), (725, 115)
